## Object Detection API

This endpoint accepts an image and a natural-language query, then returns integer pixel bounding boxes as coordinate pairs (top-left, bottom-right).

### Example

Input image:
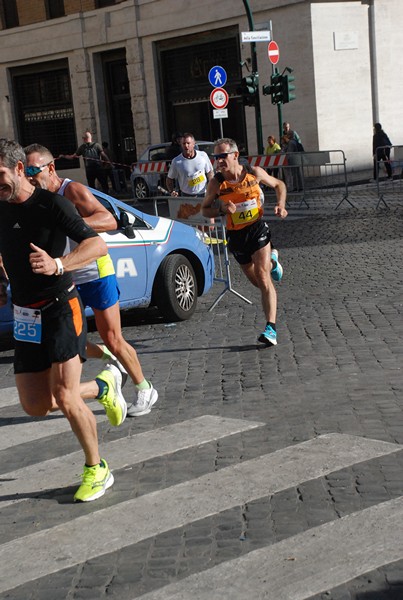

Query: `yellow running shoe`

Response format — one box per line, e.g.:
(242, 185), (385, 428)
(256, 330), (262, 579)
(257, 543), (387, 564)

(96, 364), (127, 426)
(74, 459), (114, 502)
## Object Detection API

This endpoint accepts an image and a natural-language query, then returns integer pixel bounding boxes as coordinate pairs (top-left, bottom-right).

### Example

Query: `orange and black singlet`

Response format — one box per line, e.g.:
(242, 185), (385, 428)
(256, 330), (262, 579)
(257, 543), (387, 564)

(216, 170), (264, 231)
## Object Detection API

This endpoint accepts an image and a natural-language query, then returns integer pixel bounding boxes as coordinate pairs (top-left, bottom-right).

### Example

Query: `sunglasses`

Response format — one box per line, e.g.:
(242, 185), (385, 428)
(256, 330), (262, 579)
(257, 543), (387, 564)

(213, 151), (236, 160)
(25, 162), (52, 177)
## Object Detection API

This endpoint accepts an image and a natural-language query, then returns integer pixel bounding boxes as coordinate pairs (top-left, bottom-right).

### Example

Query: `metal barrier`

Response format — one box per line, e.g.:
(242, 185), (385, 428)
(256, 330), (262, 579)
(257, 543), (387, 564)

(133, 149), (351, 211)
(166, 196), (252, 310)
(374, 145), (403, 209)
(247, 150), (352, 209)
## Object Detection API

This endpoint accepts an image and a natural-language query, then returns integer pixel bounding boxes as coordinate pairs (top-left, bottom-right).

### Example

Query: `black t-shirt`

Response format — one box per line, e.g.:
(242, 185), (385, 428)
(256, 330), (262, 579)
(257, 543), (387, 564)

(75, 142), (102, 169)
(0, 188), (98, 306)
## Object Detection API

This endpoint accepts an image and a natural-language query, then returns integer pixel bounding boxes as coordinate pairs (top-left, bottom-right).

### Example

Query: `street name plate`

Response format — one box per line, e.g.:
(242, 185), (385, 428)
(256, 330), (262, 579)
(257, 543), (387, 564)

(241, 31), (271, 42)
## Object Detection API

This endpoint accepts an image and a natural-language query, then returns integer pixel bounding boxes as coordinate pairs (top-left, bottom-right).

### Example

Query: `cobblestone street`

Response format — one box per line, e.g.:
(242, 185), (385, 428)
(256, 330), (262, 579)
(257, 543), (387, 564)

(0, 191), (403, 599)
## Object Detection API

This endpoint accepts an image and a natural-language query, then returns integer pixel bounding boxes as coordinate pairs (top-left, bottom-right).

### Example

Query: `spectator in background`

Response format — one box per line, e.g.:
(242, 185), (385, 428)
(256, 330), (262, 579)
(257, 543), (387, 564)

(281, 134), (303, 192)
(60, 131), (109, 193)
(101, 141), (116, 192)
(372, 123), (392, 181)
(264, 135), (281, 177)
(282, 122), (302, 146)
(165, 132), (183, 161)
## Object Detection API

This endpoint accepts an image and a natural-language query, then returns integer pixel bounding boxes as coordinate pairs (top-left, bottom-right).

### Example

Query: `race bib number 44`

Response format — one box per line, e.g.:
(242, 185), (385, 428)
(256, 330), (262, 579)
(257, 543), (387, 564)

(13, 305), (42, 344)
(231, 198), (259, 226)
(188, 170), (206, 188)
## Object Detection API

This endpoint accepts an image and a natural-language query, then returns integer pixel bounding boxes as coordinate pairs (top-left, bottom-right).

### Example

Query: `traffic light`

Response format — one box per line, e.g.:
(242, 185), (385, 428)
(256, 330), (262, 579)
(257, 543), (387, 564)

(282, 73), (296, 104)
(262, 83), (271, 96)
(269, 72), (284, 105)
(237, 73), (259, 106)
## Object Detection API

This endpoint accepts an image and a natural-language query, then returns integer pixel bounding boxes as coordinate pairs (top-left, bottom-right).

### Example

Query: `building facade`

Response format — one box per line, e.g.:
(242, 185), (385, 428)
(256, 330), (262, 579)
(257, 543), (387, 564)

(0, 0), (401, 179)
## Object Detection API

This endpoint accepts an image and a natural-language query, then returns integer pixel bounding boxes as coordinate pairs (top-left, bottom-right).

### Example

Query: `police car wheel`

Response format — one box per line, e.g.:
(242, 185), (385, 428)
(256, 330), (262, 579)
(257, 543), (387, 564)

(155, 254), (198, 321)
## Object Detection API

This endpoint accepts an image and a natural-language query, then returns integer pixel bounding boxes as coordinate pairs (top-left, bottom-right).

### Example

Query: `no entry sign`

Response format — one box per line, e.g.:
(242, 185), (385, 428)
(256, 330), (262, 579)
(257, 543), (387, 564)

(268, 40), (280, 65)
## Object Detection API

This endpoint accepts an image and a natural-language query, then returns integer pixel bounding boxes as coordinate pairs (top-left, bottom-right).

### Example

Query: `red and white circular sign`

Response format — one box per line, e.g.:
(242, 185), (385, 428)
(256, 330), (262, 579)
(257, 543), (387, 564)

(268, 40), (280, 65)
(210, 87), (229, 109)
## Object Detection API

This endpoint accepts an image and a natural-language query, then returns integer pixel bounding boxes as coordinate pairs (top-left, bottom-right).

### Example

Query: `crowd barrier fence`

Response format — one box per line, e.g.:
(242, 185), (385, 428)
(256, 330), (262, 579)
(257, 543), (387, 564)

(165, 196), (252, 310)
(374, 145), (403, 209)
(131, 148), (352, 210)
(246, 150), (351, 209)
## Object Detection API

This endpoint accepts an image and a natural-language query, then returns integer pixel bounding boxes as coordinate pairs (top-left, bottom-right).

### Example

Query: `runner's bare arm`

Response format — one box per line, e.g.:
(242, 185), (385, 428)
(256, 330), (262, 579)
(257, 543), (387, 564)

(29, 236), (108, 276)
(65, 182), (117, 232)
(201, 178), (223, 217)
(252, 166), (288, 218)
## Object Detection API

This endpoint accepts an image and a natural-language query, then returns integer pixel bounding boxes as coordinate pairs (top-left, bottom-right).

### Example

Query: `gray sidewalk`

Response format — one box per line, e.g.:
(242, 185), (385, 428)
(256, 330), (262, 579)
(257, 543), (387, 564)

(0, 199), (402, 599)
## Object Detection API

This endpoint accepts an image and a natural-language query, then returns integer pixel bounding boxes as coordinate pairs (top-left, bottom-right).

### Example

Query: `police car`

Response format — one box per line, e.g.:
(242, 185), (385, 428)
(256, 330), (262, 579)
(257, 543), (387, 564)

(0, 191), (215, 337)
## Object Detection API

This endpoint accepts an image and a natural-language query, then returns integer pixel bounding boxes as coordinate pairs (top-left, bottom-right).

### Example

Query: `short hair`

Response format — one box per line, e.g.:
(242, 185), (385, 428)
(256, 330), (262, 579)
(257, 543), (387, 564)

(182, 133), (195, 141)
(374, 123), (382, 132)
(0, 139), (26, 168)
(214, 138), (239, 153)
(24, 143), (54, 162)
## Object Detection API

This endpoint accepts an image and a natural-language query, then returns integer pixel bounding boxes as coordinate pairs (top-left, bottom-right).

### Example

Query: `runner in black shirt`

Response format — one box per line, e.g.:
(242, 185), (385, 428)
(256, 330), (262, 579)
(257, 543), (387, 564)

(0, 139), (118, 502)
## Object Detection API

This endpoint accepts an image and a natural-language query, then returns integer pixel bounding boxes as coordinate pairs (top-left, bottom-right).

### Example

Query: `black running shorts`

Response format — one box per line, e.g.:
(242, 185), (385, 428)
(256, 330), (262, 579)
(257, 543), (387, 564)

(14, 288), (87, 374)
(227, 219), (271, 265)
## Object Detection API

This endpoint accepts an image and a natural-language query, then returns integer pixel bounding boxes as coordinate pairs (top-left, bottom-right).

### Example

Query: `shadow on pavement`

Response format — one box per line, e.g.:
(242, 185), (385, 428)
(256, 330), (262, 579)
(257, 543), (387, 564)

(355, 585), (403, 599)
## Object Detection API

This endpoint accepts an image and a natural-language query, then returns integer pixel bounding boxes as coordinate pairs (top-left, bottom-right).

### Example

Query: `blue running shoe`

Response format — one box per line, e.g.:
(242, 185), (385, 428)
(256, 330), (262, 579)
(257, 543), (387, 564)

(271, 249), (283, 282)
(258, 325), (277, 346)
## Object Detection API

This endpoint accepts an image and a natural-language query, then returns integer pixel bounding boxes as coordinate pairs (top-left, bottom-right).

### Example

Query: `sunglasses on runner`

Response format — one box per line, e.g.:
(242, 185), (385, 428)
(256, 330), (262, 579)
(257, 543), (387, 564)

(25, 162), (52, 177)
(212, 151), (236, 160)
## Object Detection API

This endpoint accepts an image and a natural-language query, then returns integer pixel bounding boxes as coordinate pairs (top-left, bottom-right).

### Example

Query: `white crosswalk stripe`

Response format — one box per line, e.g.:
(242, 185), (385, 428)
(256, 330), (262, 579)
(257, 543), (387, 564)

(1, 384), (403, 598)
(0, 414), (264, 509)
(138, 497), (403, 600)
(0, 430), (401, 595)
(0, 400), (104, 451)
(0, 386), (19, 409)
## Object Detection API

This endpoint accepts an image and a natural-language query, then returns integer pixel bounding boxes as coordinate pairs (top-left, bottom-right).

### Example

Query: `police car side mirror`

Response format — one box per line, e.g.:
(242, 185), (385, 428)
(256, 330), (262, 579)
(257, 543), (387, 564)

(119, 211), (136, 239)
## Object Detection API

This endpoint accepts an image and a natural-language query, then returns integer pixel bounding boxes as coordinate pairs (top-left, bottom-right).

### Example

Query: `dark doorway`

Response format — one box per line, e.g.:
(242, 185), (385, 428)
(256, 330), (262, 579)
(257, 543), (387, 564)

(12, 59), (78, 168)
(103, 52), (136, 172)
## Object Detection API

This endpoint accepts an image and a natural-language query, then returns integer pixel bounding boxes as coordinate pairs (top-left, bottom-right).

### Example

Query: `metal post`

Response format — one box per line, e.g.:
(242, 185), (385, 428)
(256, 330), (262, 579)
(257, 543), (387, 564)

(242, 0), (264, 154)
(273, 68), (283, 140)
(277, 103), (283, 141)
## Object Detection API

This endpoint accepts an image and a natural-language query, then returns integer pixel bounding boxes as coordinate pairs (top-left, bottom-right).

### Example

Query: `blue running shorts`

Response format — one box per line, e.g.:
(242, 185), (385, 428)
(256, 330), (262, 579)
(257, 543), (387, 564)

(76, 274), (120, 311)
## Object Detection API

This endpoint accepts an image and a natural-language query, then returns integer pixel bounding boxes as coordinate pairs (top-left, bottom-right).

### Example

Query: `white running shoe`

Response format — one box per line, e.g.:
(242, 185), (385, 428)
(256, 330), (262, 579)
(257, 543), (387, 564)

(127, 384), (158, 417)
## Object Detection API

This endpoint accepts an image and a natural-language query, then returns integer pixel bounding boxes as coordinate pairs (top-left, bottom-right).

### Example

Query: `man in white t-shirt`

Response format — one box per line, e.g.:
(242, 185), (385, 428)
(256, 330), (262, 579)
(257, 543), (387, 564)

(166, 133), (213, 197)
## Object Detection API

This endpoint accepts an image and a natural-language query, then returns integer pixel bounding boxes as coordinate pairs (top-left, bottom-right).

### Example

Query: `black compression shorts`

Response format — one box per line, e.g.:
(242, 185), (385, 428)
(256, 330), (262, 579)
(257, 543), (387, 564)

(227, 219), (271, 265)
(14, 288), (87, 374)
